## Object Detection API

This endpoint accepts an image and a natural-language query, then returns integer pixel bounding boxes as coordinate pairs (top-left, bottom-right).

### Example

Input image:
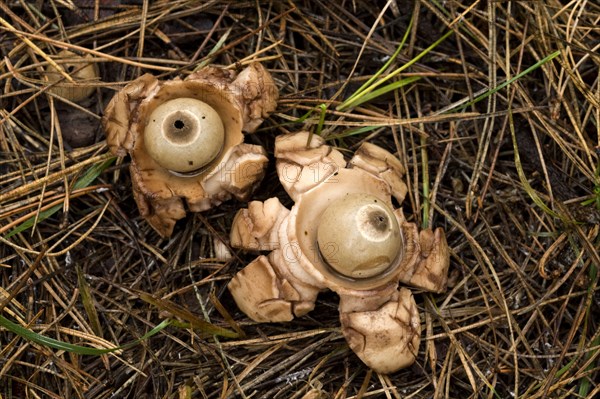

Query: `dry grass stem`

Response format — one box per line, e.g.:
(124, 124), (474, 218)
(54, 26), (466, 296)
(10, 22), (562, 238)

(1, 1), (598, 398)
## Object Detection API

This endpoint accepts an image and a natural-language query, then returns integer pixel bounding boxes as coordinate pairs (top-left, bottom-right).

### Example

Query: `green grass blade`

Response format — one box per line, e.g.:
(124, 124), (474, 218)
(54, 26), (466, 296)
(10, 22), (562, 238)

(421, 134), (430, 229)
(326, 125), (381, 140)
(578, 253), (599, 397)
(509, 112), (567, 222)
(195, 27), (232, 70)
(341, 15), (414, 108)
(304, 103), (328, 147)
(315, 103), (327, 136)
(72, 157), (116, 190)
(5, 204), (63, 239)
(346, 76), (421, 109)
(138, 292), (239, 338)
(0, 314), (171, 355)
(77, 265), (103, 338)
(449, 50), (561, 113)
(338, 29), (454, 111)
(270, 105), (322, 130)
(364, 28), (453, 94)
(4, 157), (116, 239)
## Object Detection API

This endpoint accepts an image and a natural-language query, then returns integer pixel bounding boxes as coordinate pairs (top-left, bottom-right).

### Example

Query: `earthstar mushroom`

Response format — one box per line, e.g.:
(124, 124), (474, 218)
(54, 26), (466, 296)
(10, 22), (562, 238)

(228, 131), (450, 373)
(102, 63), (278, 237)
(46, 50), (99, 102)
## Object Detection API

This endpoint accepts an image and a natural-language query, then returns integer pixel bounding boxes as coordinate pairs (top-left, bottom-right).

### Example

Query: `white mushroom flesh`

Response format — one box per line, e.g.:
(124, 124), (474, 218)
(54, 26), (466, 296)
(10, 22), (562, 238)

(317, 193), (402, 279)
(144, 97), (225, 173)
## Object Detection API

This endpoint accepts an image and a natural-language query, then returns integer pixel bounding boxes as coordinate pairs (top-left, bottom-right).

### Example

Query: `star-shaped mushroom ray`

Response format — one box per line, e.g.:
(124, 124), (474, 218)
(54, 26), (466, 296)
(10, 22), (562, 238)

(339, 288), (421, 374)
